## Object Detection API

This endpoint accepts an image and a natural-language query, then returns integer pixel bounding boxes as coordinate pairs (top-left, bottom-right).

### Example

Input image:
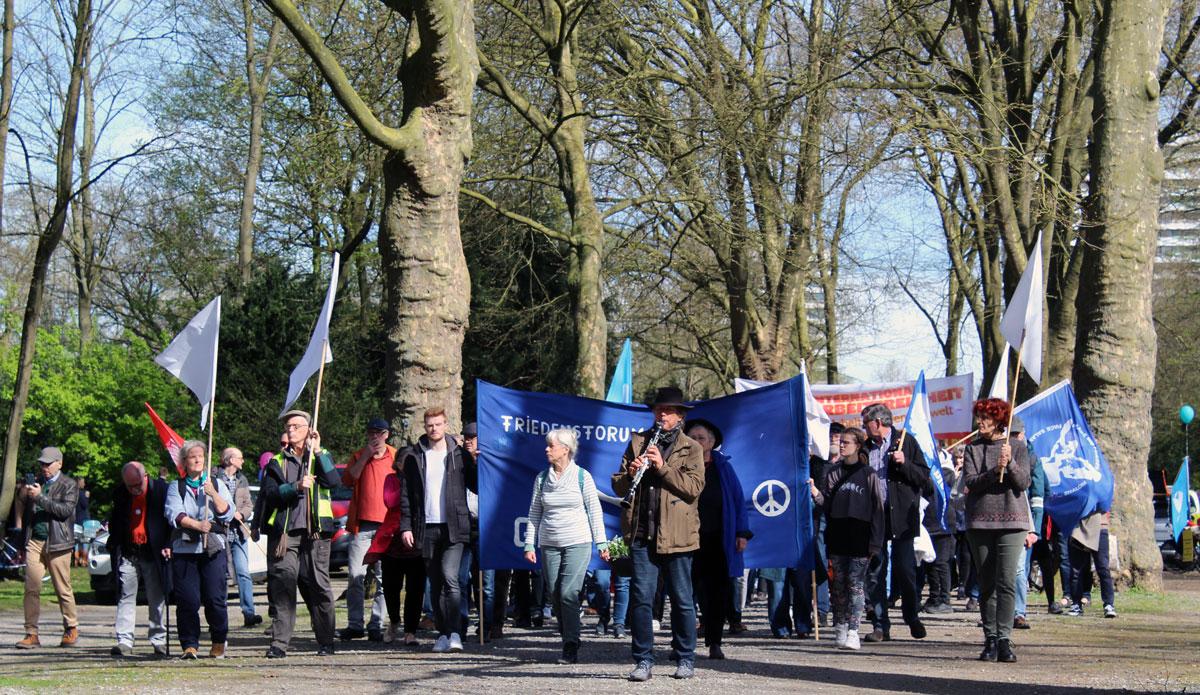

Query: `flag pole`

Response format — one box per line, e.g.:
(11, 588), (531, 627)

(305, 340), (329, 539)
(202, 397), (216, 551)
(946, 430), (979, 450)
(1001, 345), (1024, 484)
(479, 569), (485, 646)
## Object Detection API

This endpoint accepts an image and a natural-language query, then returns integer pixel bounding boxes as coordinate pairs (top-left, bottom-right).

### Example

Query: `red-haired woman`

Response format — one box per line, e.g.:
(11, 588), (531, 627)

(962, 398), (1032, 663)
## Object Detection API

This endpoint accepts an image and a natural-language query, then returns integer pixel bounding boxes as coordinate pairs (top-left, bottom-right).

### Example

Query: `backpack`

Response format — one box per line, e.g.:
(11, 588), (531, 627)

(535, 466), (595, 541)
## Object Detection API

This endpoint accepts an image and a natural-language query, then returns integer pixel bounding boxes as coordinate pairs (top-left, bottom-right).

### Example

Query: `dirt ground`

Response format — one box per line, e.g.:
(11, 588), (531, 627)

(1, 571), (1199, 694)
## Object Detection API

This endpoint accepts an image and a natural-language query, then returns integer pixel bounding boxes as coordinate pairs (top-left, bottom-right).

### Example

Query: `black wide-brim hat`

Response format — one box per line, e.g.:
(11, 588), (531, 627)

(650, 386), (693, 410)
(684, 418), (723, 448)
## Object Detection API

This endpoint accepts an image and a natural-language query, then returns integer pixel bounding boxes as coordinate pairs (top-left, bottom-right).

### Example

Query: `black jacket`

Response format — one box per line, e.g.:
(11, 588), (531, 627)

(815, 460), (886, 556)
(260, 446), (342, 537)
(864, 426), (932, 540)
(398, 435), (477, 556)
(107, 478), (171, 561)
(23, 474), (78, 553)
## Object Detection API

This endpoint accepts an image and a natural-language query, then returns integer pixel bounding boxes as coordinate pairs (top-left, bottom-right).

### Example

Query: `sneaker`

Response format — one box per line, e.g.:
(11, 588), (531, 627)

(818, 612), (830, 627)
(383, 622), (397, 643)
(834, 624), (848, 648)
(210, 642), (226, 659)
(863, 628), (889, 643)
(432, 635), (451, 653)
(180, 647), (199, 660)
(964, 598), (979, 612)
(1104, 604), (1117, 618)
(16, 633), (41, 649)
(110, 644), (132, 657)
(652, 619), (661, 632)
(843, 630), (861, 651)
(152, 646), (168, 659)
(1080, 596), (1090, 607)
(628, 660), (653, 682)
(448, 633), (464, 652)
(1048, 602), (1064, 615)
(673, 661), (695, 679)
(926, 602), (954, 614)
(1013, 615), (1031, 629)
(265, 646), (287, 659)
(595, 622), (608, 637)
(612, 624), (627, 639)
(60, 627), (79, 647)
(1068, 604), (1083, 616)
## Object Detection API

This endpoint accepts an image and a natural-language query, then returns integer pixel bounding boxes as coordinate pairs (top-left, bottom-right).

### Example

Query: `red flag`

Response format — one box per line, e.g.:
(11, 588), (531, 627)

(145, 402), (185, 476)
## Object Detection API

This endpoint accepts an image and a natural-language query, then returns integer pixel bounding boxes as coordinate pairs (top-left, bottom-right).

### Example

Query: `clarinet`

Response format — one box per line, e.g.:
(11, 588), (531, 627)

(621, 423), (666, 509)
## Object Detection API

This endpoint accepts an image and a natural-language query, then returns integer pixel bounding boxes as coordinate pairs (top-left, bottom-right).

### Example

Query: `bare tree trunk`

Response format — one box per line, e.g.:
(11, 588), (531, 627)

(1072, 0), (1167, 589)
(237, 1), (281, 287)
(0, 0), (91, 526)
(71, 68), (96, 346)
(0, 0), (14, 230)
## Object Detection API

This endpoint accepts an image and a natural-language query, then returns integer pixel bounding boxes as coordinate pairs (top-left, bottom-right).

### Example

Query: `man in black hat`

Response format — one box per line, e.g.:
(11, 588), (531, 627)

(613, 387), (705, 682)
(339, 417), (395, 642)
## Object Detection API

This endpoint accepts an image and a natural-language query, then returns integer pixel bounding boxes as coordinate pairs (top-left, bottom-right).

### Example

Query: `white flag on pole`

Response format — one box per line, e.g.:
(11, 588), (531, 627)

(988, 345), (1010, 401)
(999, 231), (1044, 384)
(155, 296), (221, 430)
(281, 252), (340, 416)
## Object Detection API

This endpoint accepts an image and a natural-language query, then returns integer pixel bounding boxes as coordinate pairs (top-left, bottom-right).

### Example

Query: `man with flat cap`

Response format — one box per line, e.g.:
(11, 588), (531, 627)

(612, 387), (705, 681)
(15, 446), (80, 649)
(260, 409), (343, 658)
(339, 417), (395, 642)
(107, 461), (171, 657)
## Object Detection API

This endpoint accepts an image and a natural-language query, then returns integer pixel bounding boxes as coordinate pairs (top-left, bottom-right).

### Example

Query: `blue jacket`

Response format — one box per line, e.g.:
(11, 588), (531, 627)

(711, 451), (753, 577)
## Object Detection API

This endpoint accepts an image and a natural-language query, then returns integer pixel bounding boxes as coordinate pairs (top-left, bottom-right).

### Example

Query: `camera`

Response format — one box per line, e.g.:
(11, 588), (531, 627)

(23, 473), (37, 486)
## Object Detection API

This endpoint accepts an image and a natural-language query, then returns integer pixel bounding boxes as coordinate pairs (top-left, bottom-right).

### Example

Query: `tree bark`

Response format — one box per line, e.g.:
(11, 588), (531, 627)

(0, 0), (91, 528)
(237, 1), (281, 288)
(1072, 0), (1167, 589)
(0, 0), (14, 231)
(71, 67), (96, 347)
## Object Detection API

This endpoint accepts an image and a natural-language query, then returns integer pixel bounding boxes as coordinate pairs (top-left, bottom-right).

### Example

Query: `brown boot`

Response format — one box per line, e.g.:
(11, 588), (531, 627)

(15, 634), (40, 649)
(209, 642), (225, 659)
(60, 627), (79, 647)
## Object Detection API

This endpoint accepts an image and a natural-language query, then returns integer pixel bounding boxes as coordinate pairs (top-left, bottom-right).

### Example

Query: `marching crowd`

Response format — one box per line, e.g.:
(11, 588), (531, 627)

(9, 386), (1117, 681)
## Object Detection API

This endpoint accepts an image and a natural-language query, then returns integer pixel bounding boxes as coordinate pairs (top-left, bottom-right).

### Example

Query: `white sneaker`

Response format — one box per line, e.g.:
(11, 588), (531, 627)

(652, 620), (662, 632)
(843, 630), (861, 651)
(834, 624), (848, 648)
(448, 633), (463, 652)
(432, 635), (450, 653)
(383, 622), (397, 644)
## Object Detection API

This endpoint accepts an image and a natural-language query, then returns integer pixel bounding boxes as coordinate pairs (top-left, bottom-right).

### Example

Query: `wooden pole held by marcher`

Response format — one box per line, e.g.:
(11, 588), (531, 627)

(946, 430), (979, 451)
(479, 569), (485, 646)
(305, 340), (329, 540)
(1001, 346), (1024, 484)
(202, 398), (216, 552)
(812, 570), (819, 640)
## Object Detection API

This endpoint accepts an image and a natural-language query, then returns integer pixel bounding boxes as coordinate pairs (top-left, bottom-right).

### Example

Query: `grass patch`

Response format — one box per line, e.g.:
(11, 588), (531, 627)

(0, 566), (95, 612)
(1026, 586), (1200, 615)
(0, 664), (248, 691)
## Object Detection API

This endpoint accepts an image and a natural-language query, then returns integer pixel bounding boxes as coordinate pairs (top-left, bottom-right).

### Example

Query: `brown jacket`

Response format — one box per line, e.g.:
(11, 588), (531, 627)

(611, 428), (705, 554)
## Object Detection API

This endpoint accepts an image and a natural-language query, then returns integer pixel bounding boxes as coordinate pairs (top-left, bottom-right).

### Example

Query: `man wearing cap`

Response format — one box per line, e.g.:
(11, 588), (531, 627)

(260, 410), (343, 658)
(15, 446), (80, 649)
(339, 417), (395, 642)
(612, 387), (705, 682)
(107, 461), (171, 657)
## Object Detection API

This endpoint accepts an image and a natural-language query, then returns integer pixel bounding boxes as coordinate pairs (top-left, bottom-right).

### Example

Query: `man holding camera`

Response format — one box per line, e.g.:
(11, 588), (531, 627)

(15, 446), (80, 649)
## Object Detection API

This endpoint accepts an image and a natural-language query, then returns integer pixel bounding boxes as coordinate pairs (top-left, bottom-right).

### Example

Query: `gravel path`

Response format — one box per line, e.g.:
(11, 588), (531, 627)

(1, 572), (1198, 694)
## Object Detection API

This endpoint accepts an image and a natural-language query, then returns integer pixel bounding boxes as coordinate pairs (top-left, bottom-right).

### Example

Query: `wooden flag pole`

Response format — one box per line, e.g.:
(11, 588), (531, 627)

(305, 340), (330, 539)
(812, 570), (820, 640)
(946, 430), (979, 451)
(479, 569), (486, 646)
(202, 397), (216, 551)
(1001, 346), (1024, 484)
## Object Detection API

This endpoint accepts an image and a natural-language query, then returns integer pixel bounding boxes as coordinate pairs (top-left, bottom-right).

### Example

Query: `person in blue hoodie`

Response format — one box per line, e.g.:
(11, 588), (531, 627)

(686, 419), (752, 661)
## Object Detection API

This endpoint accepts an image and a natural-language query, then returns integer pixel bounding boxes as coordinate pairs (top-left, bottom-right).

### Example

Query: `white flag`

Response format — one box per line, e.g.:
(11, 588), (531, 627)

(281, 252), (340, 416)
(155, 296), (221, 430)
(999, 232), (1044, 384)
(988, 345), (1010, 401)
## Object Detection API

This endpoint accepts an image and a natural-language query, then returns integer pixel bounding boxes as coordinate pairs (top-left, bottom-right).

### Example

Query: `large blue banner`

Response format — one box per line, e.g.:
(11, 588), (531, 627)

(1014, 380), (1114, 534)
(477, 377), (810, 571)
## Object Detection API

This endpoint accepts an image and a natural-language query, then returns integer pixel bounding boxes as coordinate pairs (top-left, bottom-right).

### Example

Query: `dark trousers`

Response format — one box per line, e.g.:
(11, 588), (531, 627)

(1031, 536), (1060, 604)
(381, 555), (426, 634)
(268, 532), (336, 651)
(630, 541), (695, 665)
(172, 550), (228, 649)
(926, 534), (955, 605)
(867, 532), (920, 633)
(1069, 530), (1114, 607)
(511, 569), (545, 624)
(423, 524), (465, 637)
(694, 540), (731, 648)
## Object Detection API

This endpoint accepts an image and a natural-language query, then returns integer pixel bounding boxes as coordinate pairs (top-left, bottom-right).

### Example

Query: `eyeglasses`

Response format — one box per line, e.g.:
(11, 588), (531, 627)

(283, 424), (306, 432)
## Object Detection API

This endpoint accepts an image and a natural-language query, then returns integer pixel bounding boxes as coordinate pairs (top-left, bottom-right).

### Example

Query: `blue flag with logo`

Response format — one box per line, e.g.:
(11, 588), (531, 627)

(605, 339), (634, 404)
(477, 377), (810, 571)
(903, 371), (947, 528)
(1172, 457), (1191, 544)
(1014, 380), (1114, 534)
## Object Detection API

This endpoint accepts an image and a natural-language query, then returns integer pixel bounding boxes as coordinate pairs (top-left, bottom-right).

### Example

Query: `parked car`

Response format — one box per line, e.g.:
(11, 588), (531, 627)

(329, 465), (352, 572)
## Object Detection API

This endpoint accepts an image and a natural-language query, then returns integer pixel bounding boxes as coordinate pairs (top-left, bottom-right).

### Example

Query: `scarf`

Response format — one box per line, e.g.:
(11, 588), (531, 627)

(184, 472), (207, 490)
(130, 490), (149, 545)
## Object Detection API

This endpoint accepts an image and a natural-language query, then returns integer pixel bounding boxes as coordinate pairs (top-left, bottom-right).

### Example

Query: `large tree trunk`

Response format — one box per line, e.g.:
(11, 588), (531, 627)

(236, 1), (281, 287)
(0, 0), (14, 230)
(71, 68), (96, 346)
(0, 0), (91, 528)
(1072, 0), (1167, 589)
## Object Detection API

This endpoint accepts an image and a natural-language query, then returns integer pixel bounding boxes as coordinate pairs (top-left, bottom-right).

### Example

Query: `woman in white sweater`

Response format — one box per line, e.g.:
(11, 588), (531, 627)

(524, 427), (608, 664)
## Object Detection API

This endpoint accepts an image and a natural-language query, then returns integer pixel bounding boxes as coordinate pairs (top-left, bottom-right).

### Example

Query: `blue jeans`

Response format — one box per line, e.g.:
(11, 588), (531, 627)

(346, 523), (385, 631)
(1015, 544), (1033, 617)
(630, 541), (695, 665)
(762, 571), (791, 636)
(228, 533), (256, 618)
(590, 568), (631, 627)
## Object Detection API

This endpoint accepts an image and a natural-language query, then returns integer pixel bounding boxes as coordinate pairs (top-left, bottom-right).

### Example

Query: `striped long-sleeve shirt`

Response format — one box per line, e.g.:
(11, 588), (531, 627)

(524, 462), (607, 550)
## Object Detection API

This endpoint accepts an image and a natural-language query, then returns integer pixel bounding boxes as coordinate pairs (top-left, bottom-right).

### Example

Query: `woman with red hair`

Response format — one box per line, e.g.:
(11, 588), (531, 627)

(962, 397), (1032, 664)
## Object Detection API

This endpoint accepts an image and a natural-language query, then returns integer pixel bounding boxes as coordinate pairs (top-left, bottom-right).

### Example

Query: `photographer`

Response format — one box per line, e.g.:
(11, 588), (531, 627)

(14, 446), (80, 649)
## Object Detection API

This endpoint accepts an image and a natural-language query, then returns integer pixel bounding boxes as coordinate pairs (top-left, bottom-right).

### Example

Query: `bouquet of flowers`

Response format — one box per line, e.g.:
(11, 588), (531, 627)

(603, 536), (632, 576)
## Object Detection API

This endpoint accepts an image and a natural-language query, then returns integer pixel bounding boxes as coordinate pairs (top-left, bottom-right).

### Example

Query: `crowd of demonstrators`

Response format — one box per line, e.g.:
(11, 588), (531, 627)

(522, 427), (608, 664)
(7, 387), (1129, 679)
(166, 440), (235, 659)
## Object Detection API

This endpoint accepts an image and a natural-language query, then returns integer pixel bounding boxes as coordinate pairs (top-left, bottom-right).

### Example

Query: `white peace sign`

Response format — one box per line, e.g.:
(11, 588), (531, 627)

(753, 480), (791, 517)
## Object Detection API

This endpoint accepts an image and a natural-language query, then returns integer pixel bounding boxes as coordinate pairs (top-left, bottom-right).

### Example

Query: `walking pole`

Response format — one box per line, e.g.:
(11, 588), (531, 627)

(164, 553), (172, 657)
(479, 568), (485, 646)
(1001, 347), (1024, 484)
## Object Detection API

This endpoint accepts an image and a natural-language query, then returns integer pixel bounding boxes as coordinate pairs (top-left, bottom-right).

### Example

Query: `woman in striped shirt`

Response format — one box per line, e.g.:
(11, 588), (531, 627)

(524, 427), (609, 664)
